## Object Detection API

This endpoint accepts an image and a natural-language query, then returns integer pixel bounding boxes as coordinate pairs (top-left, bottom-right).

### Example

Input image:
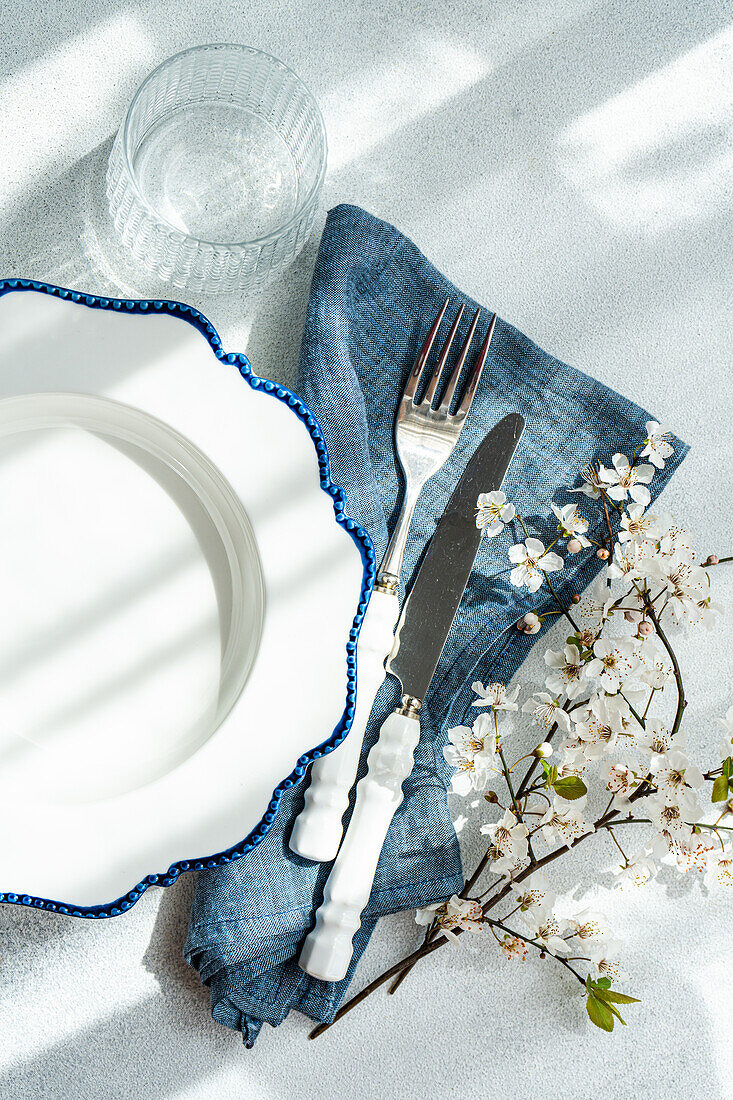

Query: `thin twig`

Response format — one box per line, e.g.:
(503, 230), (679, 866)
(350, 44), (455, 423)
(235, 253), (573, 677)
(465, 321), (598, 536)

(486, 918), (586, 985)
(703, 555), (732, 568)
(542, 570), (581, 632)
(645, 602), (686, 736)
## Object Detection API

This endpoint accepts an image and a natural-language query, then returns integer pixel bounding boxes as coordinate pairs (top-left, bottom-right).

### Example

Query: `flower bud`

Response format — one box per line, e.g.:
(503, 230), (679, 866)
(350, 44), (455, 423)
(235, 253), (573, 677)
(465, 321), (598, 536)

(571, 594), (581, 604)
(566, 538), (582, 554)
(596, 548), (610, 560)
(624, 611), (636, 623)
(524, 612), (539, 629)
(485, 790), (499, 804)
(534, 742), (553, 759)
(638, 621), (653, 637)
(704, 554), (719, 566)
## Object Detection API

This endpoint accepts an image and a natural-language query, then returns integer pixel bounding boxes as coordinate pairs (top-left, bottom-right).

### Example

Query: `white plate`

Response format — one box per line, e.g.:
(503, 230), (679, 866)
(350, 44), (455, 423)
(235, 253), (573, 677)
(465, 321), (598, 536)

(0, 281), (372, 916)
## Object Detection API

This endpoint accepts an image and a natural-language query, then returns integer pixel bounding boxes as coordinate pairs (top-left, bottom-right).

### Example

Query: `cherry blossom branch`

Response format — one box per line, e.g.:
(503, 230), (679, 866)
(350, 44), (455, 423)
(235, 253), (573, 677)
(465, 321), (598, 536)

(485, 918), (587, 985)
(313, 795), (646, 1036)
(311, 446), (726, 1040)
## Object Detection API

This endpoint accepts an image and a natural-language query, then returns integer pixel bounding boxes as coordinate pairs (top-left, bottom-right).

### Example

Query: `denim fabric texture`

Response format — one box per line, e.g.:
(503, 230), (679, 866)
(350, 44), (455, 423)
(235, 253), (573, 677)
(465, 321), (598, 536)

(184, 204), (688, 1045)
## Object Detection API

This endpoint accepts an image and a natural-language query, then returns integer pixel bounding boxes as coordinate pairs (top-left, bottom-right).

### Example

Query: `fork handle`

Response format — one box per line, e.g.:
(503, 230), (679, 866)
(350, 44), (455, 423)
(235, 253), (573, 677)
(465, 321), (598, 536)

(378, 483), (421, 588)
(289, 586), (399, 862)
(299, 707), (420, 981)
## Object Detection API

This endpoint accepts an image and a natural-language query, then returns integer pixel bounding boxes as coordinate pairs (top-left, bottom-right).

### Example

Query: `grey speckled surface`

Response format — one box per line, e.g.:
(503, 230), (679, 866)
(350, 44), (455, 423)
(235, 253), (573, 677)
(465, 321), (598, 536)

(0, 2), (732, 1097)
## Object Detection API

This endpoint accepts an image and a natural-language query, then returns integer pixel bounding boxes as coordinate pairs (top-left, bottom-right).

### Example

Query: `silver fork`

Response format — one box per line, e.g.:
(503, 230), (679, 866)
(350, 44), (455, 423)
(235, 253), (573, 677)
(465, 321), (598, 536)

(289, 299), (496, 862)
(378, 298), (496, 590)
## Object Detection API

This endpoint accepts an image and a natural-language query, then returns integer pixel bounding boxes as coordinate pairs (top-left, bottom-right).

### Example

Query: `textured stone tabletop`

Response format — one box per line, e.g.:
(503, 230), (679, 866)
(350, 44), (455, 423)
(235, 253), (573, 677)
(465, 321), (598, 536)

(0, 2), (731, 1097)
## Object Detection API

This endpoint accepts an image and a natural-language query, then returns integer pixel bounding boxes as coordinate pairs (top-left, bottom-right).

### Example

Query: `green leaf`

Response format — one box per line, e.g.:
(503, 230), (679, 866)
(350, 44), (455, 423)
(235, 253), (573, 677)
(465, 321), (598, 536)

(553, 775), (588, 800)
(712, 775), (730, 803)
(594, 977), (612, 990)
(722, 757), (732, 779)
(603, 1001), (628, 1026)
(586, 994), (615, 1032)
(596, 990), (641, 1005)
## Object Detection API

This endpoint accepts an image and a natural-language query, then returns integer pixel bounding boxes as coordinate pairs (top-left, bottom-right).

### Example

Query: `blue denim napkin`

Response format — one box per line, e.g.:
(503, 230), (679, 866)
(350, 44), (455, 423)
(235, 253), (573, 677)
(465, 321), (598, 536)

(184, 204), (688, 1044)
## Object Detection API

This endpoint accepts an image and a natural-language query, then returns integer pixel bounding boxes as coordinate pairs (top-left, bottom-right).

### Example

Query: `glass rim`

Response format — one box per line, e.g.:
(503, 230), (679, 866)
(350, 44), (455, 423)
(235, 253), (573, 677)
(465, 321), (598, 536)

(120, 42), (328, 251)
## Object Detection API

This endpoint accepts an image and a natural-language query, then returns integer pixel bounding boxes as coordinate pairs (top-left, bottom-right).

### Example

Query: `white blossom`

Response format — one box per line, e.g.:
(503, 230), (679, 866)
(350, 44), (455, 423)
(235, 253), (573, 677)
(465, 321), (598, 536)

(639, 421), (674, 469)
(480, 809), (529, 876)
(607, 540), (645, 581)
(443, 720), (500, 795)
(476, 490), (515, 537)
(416, 895), (483, 941)
(509, 872), (555, 917)
(544, 644), (586, 699)
(522, 693), (572, 733)
(662, 559), (710, 624)
(500, 934), (529, 960)
(565, 909), (608, 944)
(603, 762), (638, 804)
(615, 850), (656, 888)
(471, 681), (520, 712)
(636, 639), (671, 689)
(508, 537), (564, 592)
(599, 454), (655, 505)
(675, 830), (716, 874)
(569, 463), (605, 499)
(575, 575), (615, 633)
(572, 695), (627, 759)
(584, 637), (637, 694)
(647, 794), (702, 852)
(592, 690), (633, 729)
(618, 503), (661, 545)
(551, 502), (591, 547)
(650, 748), (703, 808)
(540, 796), (594, 848)
(589, 941), (624, 982)
(705, 843), (733, 888)
(521, 911), (572, 955)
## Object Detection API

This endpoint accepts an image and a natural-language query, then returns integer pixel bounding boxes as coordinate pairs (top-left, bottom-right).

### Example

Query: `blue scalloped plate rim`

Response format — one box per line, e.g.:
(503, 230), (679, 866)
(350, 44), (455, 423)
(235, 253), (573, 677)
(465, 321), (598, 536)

(0, 278), (376, 920)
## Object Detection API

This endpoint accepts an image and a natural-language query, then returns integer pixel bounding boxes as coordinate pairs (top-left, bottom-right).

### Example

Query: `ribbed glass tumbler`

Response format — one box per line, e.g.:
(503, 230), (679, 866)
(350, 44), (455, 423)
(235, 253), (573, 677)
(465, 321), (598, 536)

(107, 44), (327, 294)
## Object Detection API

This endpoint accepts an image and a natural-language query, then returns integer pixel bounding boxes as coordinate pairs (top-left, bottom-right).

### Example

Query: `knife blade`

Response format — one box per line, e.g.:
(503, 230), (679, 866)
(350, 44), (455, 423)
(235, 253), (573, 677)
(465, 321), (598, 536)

(387, 411), (525, 704)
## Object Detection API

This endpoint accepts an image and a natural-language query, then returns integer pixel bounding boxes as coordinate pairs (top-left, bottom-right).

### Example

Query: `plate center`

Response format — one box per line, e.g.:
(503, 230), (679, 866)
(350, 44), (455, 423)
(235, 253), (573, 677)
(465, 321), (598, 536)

(0, 393), (263, 803)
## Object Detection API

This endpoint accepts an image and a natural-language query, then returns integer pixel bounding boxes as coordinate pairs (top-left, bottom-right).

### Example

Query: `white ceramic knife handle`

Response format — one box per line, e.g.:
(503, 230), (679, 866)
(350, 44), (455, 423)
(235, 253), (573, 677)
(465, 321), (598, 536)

(289, 586), (399, 862)
(299, 708), (420, 982)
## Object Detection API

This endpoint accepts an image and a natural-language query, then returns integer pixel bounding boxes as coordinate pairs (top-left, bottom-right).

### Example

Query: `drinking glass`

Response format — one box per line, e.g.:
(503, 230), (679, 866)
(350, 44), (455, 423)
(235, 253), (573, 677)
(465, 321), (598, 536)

(107, 44), (327, 294)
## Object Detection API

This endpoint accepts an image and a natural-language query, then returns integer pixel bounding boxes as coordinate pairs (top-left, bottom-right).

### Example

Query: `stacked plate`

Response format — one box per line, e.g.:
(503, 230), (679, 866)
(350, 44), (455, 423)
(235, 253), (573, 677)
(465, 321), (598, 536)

(0, 283), (370, 915)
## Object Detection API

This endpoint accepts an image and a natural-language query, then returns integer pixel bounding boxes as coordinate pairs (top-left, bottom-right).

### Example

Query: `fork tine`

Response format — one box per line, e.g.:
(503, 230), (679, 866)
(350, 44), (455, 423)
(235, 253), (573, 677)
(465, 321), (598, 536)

(402, 298), (449, 402)
(455, 312), (497, 418)
(423, 303), (464, 406)
(438, 308), (480, 414)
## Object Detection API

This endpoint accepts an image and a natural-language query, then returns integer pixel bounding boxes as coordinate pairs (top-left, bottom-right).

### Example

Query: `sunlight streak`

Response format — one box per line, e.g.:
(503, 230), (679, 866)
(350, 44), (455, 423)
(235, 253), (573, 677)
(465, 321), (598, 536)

(558, 25), (733, 229)
(322, 39), (489, 172)
(0, 16), (155, 211)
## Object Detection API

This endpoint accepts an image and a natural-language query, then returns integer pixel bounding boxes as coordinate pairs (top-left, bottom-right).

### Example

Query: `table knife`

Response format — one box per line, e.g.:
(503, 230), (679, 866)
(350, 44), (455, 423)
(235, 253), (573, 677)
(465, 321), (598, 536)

(299, 412), (525, 981)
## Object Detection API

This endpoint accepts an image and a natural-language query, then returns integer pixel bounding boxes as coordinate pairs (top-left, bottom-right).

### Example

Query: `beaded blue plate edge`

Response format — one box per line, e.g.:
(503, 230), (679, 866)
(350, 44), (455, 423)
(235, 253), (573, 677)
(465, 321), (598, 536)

(0, 278), (376, 920)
